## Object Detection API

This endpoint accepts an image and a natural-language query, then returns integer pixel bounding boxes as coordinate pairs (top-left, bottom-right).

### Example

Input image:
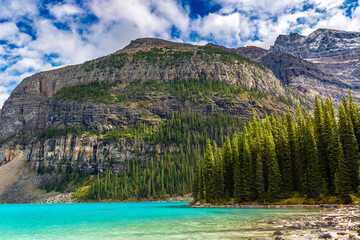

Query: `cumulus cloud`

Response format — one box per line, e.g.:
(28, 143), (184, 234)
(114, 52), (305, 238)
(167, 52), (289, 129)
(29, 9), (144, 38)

(0, 0), (359, 109)
(49, 3), (83, 19)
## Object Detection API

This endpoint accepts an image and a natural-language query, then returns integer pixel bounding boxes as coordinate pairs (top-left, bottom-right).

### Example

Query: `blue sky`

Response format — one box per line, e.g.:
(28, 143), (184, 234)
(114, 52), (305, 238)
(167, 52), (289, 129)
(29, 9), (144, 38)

(0, 0), (359, 107)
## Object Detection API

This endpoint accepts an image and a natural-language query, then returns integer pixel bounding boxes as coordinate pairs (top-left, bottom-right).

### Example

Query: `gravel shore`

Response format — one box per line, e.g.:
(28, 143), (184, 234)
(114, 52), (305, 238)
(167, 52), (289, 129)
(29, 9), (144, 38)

(188, 203), (360, 239)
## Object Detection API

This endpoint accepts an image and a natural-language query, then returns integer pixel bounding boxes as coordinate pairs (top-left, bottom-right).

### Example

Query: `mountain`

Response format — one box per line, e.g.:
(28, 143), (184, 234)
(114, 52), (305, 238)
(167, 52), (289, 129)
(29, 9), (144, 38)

(207, 43), (354, 104)
(0, 38), (300, 203)
(270, 28), (360, 88)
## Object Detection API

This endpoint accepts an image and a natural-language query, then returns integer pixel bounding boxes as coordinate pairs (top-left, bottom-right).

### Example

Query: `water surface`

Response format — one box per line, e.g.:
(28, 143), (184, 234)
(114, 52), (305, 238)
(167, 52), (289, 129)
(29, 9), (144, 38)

(0, 202), (317, 239)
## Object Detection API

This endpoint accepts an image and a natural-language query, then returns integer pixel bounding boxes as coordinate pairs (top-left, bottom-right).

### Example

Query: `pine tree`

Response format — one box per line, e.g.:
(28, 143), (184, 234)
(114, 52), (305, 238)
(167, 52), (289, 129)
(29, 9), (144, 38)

(192, 158), (201, 200)
(302, 113), (320, 198)
(337, 104), (359, 199)
(335, 143), (352, 202)
(295, 105), (306, 191)
(212, 141), (224, 201)
(313, 96), (328, 184)
(234, 134), (252, 202)
(323, 98), (340, 194)
(286, 108), (301, 191)
(278, 125), (293, 195)
(203, 139), (215, 201)
(348, 90), (360, 148)
(263, 131), (281, 201)
(223, 137), (234, 199)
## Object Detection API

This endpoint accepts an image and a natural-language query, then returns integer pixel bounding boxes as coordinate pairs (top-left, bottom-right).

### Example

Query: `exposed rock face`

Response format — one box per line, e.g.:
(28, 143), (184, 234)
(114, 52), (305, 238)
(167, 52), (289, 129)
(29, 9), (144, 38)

(270, 29), (360, 88)
(208, 43), (356, 104)
(0, 38), (294, 141)
(0, 38), (299, 201)
(270, 29), (360, 59)
(28, 135), (160, 176)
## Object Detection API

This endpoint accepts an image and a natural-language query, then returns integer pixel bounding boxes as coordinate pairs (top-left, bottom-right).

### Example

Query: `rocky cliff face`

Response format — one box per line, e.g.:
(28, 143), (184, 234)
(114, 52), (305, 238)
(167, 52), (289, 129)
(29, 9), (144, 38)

(0, 38), (294, 141)
(270, 29), (360, 88)
(207, 43), (356, 104)
(0, 38), (300, 200)
(270, 29), (360, 59)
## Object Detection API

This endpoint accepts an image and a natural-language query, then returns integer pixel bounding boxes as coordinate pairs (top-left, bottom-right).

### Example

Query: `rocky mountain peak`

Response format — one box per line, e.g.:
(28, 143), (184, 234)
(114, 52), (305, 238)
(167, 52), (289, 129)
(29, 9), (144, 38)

(270, 28), (360, 91)
(270, 28), (360, 59)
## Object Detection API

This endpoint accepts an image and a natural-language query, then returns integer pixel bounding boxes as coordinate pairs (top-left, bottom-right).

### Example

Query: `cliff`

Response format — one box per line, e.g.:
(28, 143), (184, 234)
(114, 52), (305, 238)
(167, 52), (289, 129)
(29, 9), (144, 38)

(270, 29), (360, 89)
(0, 38), (299, 202)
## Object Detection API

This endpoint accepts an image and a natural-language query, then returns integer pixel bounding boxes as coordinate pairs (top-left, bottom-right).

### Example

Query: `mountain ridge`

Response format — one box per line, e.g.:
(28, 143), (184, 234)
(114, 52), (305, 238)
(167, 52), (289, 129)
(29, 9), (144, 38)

(1, 29), (360, 203)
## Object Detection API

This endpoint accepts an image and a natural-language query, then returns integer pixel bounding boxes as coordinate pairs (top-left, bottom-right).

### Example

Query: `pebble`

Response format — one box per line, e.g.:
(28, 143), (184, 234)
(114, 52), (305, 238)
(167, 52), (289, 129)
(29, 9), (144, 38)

(318, 233), (332, 239)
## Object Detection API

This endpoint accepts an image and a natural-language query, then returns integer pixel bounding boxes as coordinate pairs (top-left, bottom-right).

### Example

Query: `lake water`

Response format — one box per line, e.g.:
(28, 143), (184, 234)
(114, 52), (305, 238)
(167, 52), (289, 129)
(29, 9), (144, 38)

(0, 202), (317, 239)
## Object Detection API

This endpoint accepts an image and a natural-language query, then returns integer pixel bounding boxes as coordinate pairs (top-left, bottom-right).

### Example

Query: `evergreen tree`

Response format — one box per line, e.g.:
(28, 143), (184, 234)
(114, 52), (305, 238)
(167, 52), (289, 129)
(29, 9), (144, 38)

(263, 131), (281, 201)
(323, 98), (340, 194)
(234, 134), (252, 202)
(223, 138), (234, 199)
(348, 90), (360, 148)
(313, 96), (328, 183)
(203, 139), (215, 201)
(277, 124), (293, 195)
(302, 113), (320, 198)
(286, 109), (301, 191)
(212, 142), (224, 201)
(337, 104), (359, 199)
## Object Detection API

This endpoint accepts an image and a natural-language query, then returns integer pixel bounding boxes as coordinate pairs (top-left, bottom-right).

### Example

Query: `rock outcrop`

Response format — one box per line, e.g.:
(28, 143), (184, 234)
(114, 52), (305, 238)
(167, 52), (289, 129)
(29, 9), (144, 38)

(270, 29), (360, 59)
(270, 29), (360, 89)
(0, 38), (295, 141)
(0, 38), (300, 200)
(207, 43), (356, 104)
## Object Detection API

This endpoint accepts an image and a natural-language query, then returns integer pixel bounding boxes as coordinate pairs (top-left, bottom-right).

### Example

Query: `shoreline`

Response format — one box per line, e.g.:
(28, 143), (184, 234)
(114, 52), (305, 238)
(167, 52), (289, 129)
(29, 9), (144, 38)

(264, 205), (360, 239)
(186, 202), (345, 209)
(187, 202), (360, 239)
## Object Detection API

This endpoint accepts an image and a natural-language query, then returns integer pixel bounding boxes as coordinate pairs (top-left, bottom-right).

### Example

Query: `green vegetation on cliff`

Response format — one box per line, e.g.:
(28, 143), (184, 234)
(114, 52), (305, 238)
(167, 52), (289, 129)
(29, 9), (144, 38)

(54, 77), (283, 107)
(193, 92), (360, 203)
(198, 46), (262, 67)
(55, 82), (116, 102)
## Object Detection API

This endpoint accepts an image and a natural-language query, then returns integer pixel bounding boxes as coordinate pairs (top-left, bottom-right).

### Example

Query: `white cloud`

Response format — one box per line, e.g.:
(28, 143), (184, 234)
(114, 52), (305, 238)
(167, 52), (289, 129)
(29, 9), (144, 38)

(192, 12), (254, 45)
(50, 4), (83, 19)
(214, 0), (306, 14)
(90, 0), (170, 36)
(0, 0), (359, 110)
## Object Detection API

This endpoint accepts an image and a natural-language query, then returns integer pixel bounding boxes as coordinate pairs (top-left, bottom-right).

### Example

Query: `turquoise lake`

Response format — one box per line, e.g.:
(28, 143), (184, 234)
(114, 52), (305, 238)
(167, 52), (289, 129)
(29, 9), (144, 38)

(0, 202), (317, 239)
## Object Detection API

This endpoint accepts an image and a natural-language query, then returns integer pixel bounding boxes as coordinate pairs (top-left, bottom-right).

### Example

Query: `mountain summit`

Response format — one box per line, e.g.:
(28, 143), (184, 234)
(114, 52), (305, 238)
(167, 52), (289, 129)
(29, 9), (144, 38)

(270, 28), (360, 87)
(270, 28), (360, 59)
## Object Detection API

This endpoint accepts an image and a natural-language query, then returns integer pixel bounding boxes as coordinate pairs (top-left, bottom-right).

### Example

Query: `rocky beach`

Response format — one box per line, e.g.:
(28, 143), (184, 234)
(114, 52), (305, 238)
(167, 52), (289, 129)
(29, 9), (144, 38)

(189, 203), (360, 239)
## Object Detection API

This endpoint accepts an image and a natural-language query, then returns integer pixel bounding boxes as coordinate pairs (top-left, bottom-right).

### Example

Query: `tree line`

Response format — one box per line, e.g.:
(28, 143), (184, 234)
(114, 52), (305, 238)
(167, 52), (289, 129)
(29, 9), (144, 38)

(75, 111), (244, 201)
(193, 92), (360, 203)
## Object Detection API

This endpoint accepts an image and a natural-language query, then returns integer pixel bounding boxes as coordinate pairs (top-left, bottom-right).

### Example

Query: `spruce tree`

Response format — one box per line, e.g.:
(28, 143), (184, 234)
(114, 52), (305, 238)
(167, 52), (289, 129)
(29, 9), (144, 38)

(335, 143), (353, 202)
(234, 134), (252, 202)
(263, 131), (281, 201)
(313, 96), (328, 184)
(323, 98), (340, 194)
(286, 108), (301, 191)
(348, 90), (360, 148)
(223, 137), (234, 199)
(278, 125), (293, 195)
(337, 104), (359, 198)
(302, 113), (320, 198)
(296, 105), (306, 191)
(212, 141), (224, 201)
